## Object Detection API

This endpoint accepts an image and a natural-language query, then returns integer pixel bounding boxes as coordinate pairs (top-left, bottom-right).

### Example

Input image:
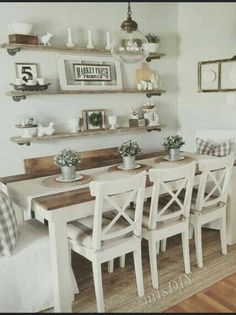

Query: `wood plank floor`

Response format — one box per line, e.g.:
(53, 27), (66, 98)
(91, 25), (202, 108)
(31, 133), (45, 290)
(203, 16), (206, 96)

(166, 273), (236, 313)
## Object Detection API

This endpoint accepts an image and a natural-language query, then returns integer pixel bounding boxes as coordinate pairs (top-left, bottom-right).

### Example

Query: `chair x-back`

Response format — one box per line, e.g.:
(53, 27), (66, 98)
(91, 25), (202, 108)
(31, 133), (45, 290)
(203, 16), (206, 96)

(142, 162), (196, 289)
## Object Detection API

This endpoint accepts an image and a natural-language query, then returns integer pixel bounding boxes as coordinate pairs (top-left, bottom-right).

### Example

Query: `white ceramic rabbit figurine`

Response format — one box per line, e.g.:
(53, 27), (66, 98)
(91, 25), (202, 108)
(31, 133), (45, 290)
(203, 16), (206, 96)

(40, 32), (53, 46)
(37, 122), (55, 137)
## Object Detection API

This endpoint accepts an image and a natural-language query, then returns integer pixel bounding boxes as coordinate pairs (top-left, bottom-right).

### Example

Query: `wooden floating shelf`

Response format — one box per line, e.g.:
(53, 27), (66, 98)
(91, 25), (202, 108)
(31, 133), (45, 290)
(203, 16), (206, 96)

(10, 125), (164, 145)
(0, 43), (165, 60)
(7, 89), (166, 101)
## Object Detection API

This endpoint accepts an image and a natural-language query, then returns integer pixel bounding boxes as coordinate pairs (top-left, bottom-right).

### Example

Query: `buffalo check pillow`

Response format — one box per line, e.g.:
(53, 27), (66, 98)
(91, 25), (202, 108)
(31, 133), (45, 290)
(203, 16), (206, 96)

(196, 137), (234, 157)
(0, 191), (18, 256)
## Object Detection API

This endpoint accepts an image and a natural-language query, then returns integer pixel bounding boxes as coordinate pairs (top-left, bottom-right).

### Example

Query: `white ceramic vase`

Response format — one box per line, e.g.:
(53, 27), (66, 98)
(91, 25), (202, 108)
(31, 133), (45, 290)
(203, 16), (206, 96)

(68, 116), (79, 133)
(108, 115), (117, 129)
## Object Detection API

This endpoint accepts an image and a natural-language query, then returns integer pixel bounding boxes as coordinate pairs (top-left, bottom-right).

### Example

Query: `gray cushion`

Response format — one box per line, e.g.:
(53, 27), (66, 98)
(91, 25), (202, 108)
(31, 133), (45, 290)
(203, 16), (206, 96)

(0, 191), (17, 256)
(67, 210), (134, 249)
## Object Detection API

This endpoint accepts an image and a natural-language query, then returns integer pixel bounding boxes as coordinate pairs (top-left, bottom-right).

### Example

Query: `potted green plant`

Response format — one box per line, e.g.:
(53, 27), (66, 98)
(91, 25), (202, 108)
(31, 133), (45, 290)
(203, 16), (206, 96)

(118, 140), (142, 169)
(163, 135), (185, 160)
(54, 148), (80, 180)
(143, 32), (160, 53)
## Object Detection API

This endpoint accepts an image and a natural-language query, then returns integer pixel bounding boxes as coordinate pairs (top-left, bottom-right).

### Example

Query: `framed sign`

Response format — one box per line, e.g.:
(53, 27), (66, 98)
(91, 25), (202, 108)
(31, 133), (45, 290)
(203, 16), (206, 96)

(73, 64), (111, 81)
(57, 55), (122, 90)
(15, 63), (38, 84)
(82, 109), (106, 130)
(198, 56), (236, 92)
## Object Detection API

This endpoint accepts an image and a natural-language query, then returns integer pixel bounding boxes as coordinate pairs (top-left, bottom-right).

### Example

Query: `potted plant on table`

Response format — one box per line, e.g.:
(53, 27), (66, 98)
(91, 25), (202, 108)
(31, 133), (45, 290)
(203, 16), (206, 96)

(143, 32), (160, 53)
(163, 135), (185, 160)
(54, 148), (80, 180)
(118, 140), (142, 170)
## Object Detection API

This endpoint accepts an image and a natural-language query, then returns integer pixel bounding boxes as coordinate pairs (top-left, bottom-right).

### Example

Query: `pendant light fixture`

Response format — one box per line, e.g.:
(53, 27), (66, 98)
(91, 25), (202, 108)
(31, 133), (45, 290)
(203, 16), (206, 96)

(111, 2), (149, 63)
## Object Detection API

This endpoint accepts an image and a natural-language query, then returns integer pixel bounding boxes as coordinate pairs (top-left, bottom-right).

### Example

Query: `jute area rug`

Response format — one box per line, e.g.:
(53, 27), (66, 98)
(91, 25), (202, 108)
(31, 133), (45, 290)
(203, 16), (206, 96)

(69, 229), (236, 312)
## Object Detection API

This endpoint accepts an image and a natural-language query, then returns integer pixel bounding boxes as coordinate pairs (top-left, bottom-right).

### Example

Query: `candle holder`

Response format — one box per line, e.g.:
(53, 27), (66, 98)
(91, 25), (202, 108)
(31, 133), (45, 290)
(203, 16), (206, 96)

(86, 30), (94, 49)
(105, 32), (111, 50)
(66, 27), (75, 48)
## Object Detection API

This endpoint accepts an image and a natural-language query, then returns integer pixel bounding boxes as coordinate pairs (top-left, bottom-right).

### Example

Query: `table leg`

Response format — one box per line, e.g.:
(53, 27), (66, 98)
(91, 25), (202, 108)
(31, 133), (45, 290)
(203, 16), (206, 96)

(48, 220), (73, 312)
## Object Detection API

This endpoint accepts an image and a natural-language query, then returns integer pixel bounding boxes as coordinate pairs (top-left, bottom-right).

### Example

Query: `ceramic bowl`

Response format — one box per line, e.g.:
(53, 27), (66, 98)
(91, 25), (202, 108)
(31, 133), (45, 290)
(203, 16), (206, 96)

(9, 22), (33, 35)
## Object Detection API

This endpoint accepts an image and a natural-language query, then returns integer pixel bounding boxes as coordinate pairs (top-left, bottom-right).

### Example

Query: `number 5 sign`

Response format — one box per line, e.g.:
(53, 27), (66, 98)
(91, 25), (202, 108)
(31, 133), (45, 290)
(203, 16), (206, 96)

(15, 63), (38, 84)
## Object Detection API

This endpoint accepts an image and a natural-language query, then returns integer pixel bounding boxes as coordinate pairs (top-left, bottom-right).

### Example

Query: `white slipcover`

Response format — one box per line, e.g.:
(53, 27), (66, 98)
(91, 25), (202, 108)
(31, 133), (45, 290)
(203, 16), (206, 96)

(0, 219), (78, 312)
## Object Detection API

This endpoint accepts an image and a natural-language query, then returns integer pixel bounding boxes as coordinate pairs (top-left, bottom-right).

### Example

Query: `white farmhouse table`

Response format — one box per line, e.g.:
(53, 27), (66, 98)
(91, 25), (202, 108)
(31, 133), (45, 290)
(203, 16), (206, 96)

(2, 152), (236, 312)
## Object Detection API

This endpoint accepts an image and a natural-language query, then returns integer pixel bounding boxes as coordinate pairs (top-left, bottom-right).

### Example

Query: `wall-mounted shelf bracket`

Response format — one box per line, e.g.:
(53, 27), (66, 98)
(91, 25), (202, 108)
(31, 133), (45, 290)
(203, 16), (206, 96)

(146, 55), (161, 62)
(146, 126), (162, 132)
(18, 141), (31, 146)
(7, 47), (21, 56)
(146, 92), (161, 98)
(12, 95), (26, 102)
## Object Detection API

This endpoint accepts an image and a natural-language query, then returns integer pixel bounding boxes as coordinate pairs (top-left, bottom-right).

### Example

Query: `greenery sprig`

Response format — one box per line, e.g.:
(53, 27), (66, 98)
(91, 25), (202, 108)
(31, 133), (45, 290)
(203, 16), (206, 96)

(54, 148), (80, 167)
(118, 140), (142, 157)
(163, 135), (185, 150)
(145, 32), (160, 43)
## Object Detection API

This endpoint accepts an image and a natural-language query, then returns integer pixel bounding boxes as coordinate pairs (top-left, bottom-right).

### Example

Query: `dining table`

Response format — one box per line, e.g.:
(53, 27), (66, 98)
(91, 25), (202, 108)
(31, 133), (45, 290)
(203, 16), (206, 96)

(0, 150), (235, 312)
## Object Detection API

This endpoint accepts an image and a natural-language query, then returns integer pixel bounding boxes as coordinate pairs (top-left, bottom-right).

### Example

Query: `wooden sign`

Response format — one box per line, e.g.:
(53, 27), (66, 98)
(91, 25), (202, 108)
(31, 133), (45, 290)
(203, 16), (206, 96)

(73, 64), (111, 81)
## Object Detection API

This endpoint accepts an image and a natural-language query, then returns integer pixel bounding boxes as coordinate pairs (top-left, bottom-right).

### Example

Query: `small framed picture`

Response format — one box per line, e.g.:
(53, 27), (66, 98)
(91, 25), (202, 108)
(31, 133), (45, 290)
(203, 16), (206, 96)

(82, 109), (106, 130)
(15, 63), (38, 84)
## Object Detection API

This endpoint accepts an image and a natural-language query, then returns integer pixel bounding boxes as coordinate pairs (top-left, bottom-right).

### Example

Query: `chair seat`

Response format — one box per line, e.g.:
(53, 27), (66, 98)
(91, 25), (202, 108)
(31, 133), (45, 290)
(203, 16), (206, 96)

(0, 219), (78, 312)
(67, 210), (133, 250)
(126, 200), (183, 230)
(177, 187), (225, 215)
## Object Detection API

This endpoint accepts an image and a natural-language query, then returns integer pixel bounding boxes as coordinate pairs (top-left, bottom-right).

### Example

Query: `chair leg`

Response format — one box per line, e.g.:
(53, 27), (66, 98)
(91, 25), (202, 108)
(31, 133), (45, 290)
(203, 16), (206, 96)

(194, 222), (203, 268)
(133, 245), (144, 297)
(156, 241), (160, 254)
(68, 243), (75, 302)
(189, 223), (194, 239)
(181, 230), (191, 274)
(92, 260), (105, 312)
(219, 212), (227, 255)
(108, 259), (114, 273)
(148, 238), (159, 289)
(161, 239), (167, 252)
(119, 255), (126, 268)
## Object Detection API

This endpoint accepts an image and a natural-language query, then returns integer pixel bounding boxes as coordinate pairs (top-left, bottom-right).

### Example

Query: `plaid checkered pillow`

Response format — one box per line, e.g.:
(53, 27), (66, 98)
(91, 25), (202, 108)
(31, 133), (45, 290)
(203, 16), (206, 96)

(212, 139), (234, 157)
(196, 137), (234, 157)
(0, 191), (17, 256)
(196, 138), (214, 155)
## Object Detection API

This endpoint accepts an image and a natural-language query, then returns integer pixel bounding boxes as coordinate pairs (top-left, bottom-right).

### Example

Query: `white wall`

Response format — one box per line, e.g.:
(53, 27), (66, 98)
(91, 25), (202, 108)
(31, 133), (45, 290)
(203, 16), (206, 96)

(177, 3), (236, 152)
(0, 2), (178, 176)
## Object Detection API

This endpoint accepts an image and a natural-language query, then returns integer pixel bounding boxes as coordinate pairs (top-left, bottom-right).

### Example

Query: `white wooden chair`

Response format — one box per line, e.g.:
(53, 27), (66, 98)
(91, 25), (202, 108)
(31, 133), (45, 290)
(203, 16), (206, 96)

(67, 172), (146, 312)
(140, 162), (196, 289)
(189, 154), (234, 268)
